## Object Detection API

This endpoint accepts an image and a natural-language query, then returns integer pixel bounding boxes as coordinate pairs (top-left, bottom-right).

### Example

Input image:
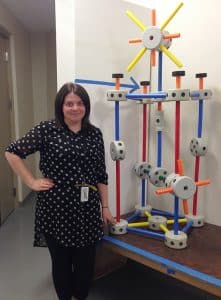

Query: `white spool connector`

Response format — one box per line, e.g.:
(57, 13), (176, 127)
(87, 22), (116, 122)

(109, 219), (128, 235)
(110, 141), (126, 161)
(190, 137), (208, 157)
(149, 167), (168, 187)
(186, 214), (204, 227)
(107, 90), (127, 102)
(149, 215), (167, 231)
(166, 89), (190, 101)
(165, 173), (196, 199)
(133, 162), (152, 179)
(155, 110), (164, 131)
(190, 89), (212, 101)
(135, 204), (152, 217)
(143, 26), (163, 49)
(165, 230), (187, 249)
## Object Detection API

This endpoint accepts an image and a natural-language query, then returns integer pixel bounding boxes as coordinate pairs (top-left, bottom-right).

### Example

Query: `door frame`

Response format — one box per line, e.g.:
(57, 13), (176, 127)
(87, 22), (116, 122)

(0, 26), (21, 205)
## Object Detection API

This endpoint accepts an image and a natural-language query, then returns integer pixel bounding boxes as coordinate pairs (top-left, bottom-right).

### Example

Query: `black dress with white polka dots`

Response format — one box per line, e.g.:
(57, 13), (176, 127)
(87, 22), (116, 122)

(6, 120), (108, 247)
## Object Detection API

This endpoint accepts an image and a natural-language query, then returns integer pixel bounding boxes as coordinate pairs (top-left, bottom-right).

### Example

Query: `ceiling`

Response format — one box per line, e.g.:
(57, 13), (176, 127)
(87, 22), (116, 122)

(0, 0), (55, 32)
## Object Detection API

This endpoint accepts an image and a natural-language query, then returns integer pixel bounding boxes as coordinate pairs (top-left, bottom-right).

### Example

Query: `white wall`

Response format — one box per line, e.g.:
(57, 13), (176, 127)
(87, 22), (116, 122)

(55, 0), (75, 89)
(129, 0), (221, 225)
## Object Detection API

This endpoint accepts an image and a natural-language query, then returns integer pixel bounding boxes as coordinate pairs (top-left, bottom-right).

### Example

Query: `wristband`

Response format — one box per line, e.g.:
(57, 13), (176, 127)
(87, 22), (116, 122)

(102, 206), (108, 208)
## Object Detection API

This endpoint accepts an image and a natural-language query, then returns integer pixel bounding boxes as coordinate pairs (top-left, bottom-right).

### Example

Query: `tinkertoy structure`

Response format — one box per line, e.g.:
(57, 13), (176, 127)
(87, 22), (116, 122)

(107, 2), (212, 249)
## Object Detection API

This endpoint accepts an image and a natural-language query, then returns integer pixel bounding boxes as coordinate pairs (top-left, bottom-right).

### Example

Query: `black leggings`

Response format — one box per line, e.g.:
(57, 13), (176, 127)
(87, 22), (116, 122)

(45, 234), (96, 300)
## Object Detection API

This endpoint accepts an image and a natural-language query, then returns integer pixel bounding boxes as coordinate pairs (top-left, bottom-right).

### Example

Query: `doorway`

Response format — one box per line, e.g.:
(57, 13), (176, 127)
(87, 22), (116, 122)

(0, 34), (15, 224)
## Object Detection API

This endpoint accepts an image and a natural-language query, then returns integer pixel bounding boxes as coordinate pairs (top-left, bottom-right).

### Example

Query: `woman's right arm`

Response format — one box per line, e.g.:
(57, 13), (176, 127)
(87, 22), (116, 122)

(5, 152), (54, 191)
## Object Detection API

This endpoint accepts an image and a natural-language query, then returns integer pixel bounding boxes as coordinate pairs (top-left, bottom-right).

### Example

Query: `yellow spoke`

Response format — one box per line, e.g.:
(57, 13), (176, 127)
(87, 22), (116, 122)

(144, 211), (152, 218)
(167, 218), (187, 225)
(160, 45), (183, 68)
(127, 47), (147, 72)
(126, 10), (146, 31)
(160, 224), (169, 233)
(160, 2), (184, 31)
(128, 222), (149, 228)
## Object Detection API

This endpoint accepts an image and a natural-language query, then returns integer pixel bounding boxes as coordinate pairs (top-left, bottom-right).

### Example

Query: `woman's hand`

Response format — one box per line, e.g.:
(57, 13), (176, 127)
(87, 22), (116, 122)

(30, 178), (54, 191)
(102, 207), (116, 225)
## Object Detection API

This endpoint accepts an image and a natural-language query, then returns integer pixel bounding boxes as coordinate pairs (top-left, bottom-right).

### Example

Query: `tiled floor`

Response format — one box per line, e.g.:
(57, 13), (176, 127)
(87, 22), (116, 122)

(0, 194), (220, 300)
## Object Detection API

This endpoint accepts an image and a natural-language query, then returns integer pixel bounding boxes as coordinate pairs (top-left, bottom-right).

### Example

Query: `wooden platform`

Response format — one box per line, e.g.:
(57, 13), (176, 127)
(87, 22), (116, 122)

(102, 222), (221, 297)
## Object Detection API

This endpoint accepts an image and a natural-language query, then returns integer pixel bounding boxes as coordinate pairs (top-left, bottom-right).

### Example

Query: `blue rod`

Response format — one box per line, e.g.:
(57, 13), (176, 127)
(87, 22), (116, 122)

(115, 101), (120, 140)
(198, 99), (203, 138)
(126, 211), (140, 222)
(151, 209), (184, 219)
(126, 92), (167, 99)
(158, 51), (163, 91)
(182, 220), (194, 233)
(157, 131), (162, 167)
(141, 179), (146, 207)
(174, 196), (179, 234)
(75, 77), (139, 93)
(127, 227), (165, 240)
(157, 51), (163, 168)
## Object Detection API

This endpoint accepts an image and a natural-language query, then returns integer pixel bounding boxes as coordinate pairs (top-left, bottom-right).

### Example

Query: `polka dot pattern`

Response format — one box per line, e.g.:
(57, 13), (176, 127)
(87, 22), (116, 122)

(6, 120), (108, 247)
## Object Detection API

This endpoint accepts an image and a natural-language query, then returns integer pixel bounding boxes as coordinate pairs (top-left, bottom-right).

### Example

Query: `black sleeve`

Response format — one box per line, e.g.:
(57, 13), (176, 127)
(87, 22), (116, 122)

(96, 128), (108, 185)
(5, 122), (45, 159)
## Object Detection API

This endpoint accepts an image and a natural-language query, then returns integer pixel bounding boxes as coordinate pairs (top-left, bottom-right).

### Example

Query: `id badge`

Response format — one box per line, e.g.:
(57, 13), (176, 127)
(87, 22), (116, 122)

(81, 186), (89, 202)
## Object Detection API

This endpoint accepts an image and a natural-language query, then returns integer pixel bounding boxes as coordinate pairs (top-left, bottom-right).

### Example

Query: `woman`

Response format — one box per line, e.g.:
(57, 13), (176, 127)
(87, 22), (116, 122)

(5, 83), (115, 300)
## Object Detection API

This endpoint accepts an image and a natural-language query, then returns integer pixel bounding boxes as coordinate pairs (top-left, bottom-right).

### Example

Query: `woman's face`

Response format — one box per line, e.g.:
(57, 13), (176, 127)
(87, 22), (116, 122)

(62, 92), (86, 125)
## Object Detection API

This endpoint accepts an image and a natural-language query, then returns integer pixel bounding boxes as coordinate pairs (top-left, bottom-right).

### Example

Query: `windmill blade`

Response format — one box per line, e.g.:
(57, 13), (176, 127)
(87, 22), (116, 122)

(127, 47), (147, 72)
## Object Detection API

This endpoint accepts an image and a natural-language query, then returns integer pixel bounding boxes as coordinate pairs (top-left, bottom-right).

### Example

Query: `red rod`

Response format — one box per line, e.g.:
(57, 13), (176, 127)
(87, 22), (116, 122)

(116, 161), (121, 222)
(142, 85), (148, 161)
(193, 156), (200, 215)
(175, 76), (181, 173)
(193, 77), (204, 215)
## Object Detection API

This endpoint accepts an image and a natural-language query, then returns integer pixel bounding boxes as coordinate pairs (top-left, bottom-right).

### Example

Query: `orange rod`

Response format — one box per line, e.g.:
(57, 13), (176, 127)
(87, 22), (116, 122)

(176, 76), (181, 89)
(129, 39), (142, 44)
(183, 200), (189, 215)
(199, 78), (204, 90)
(151, 9), (156, 26)
(177, 159), (184, 176)
(196, 179), (211, 187)
(143, 85), (147, 94)
(156, 187), (173, 195)
(163, 33), (180, 39)
(158, 102), (162, 111)
(151, 49), (156, 67)
(115, 78), (120, 90)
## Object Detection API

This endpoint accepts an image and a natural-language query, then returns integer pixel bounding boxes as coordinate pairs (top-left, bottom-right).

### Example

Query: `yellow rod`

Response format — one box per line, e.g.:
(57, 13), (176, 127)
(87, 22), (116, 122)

(128, 222), (149, 228)
(160, 2), (184, 31)
(167, 218), (187, 225)
(127, 47), (147, 72)
(144, 211), (151, 218)
(160, 45), (183, 68)
(160, 224), (169, 233)
(126, 10), (146, 31)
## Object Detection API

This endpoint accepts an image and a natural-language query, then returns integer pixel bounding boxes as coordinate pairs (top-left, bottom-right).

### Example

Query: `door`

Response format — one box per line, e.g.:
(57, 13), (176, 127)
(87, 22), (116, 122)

(0, 35), (15, 224)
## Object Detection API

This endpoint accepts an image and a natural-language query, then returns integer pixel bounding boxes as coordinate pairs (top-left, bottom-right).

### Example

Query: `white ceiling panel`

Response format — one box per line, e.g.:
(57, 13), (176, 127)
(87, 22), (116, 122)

(0, 0), (55, 32)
